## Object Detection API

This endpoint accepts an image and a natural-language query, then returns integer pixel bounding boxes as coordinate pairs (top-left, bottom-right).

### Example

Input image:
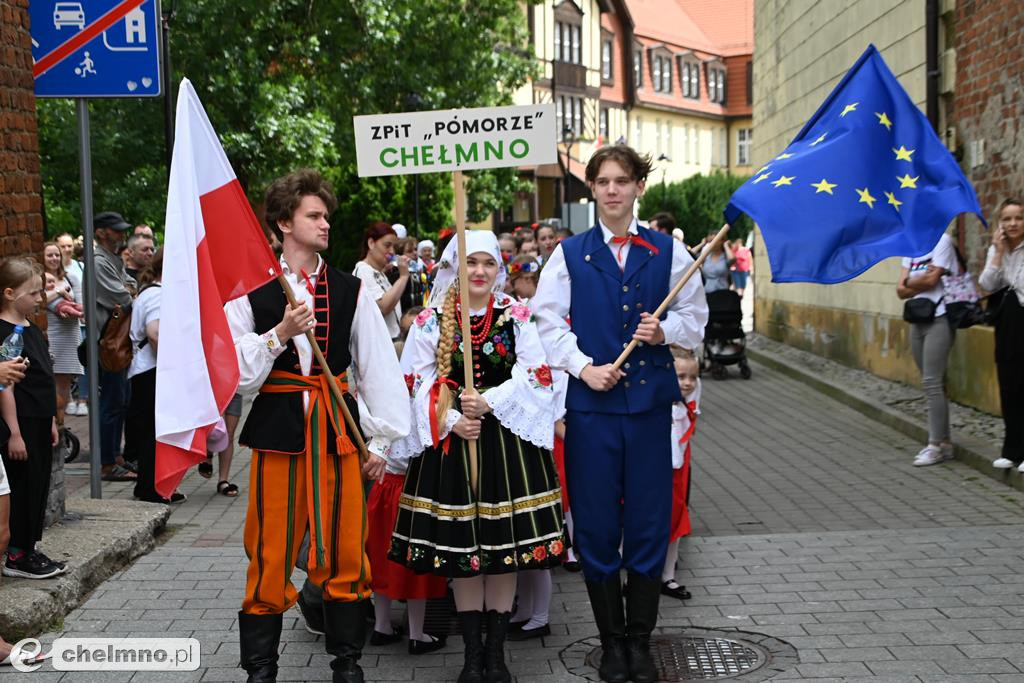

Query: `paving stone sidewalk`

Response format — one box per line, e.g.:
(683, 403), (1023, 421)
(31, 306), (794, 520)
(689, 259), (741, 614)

(7, 359), (1024, 682)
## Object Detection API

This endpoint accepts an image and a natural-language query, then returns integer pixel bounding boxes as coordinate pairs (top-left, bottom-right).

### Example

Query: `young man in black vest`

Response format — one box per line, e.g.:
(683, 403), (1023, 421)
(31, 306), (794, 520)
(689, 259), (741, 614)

(226, 169), (409, 683)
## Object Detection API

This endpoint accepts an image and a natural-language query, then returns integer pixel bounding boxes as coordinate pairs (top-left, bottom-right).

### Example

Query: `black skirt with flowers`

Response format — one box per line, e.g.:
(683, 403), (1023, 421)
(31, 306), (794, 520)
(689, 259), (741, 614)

(389, 314), (566, 578)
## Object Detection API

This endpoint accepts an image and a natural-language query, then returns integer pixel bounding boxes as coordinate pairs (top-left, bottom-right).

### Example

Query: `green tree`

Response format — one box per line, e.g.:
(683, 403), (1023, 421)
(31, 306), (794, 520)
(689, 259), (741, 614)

(38, 0), (537, 268)
(638, 172), (753, 244)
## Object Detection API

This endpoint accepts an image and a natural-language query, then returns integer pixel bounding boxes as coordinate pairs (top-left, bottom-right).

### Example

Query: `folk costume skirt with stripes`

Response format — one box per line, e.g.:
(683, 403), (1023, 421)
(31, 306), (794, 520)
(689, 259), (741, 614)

(389, 414), (566, 578)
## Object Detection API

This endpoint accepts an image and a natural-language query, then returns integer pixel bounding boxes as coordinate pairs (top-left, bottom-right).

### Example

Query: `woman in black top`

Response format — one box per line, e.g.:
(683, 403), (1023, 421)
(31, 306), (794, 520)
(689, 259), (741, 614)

(0, 257), (61, 580)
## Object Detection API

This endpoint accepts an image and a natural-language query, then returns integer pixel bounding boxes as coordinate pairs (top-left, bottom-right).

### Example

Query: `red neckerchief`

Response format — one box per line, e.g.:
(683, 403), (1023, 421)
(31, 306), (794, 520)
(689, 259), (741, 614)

(299, 267), (316, 296)
(610, 234), (660, 268)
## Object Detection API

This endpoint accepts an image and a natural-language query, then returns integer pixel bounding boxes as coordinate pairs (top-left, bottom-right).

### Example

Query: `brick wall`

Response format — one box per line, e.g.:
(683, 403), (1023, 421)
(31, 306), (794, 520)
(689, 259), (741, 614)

(0, 0), (43, 258)
(953, 0), (1024, 268)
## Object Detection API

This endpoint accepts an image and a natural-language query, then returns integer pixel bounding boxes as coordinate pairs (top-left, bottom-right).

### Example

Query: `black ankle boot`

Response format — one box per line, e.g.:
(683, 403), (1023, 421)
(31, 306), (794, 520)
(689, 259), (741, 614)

(484, 610), (512, 683)
(625, 572), (661, 683)
(323, 600), (367, 683)
(457, 610), (485, 683)
(585, 579), (629, 683)
(238, 611), (282, 683)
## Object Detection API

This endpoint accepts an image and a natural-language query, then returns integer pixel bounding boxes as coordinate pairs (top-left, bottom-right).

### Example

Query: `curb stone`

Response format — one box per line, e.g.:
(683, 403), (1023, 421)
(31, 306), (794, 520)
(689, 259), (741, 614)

(0, 497), (170, 640)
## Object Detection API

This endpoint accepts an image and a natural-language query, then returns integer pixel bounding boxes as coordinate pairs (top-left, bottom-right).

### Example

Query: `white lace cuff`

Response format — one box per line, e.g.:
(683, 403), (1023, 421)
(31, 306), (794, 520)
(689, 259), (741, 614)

(483, 382), (554, 450)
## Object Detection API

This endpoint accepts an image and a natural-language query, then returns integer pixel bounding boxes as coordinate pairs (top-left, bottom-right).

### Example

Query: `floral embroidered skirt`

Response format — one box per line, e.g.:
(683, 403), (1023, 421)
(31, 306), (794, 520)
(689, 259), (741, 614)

(389, 414), (566, 578)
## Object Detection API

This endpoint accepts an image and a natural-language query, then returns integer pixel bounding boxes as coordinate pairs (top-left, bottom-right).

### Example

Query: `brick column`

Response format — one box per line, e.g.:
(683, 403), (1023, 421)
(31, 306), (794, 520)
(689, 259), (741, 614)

(0, 0), (63, 523)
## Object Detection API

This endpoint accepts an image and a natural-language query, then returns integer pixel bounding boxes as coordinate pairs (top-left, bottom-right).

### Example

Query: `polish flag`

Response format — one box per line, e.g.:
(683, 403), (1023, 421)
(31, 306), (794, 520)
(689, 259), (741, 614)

(154, 79), (281, 498)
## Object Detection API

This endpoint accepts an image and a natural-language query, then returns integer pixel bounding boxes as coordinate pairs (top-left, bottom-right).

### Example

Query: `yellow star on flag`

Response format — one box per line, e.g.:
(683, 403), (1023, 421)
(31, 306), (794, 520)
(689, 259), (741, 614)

(893, 145), (915, 162)
(771, 175), (794, 188)
(811, 178), (837, 194)
(875, 112), (893, 130)
(840, 102), (859, 117)
(753, 172), (772, 184)
(856, 187), (876, 209)
(810, 133), (827, 146)
(776, 153), (794, 160)
(885, 191), (903, 211)
(756, 165), (771, 174)
(897, 173), (919, 189)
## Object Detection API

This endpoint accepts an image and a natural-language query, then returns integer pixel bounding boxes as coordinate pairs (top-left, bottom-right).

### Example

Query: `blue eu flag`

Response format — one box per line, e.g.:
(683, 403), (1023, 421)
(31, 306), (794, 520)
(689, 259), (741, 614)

(725, 45), (984, 284)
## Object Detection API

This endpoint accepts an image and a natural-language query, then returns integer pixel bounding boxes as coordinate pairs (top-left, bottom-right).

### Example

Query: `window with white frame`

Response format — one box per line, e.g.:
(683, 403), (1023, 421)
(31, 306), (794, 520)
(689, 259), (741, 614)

(652, 58), (661, 92)
(599, 107), (609, 141)
(651, 55), (672, 93)
(690, 124), (698, 164)
(681, 124), (689, 163)
(708, 66), (726, 103)
(556, 97), (564, 137)
(635, 115), (643, 151)
(555, 21), (581, 64)
(719, 127), (728, 166)
(666, 122), (672, 159)
(689, 63), (699, 98)
(602, 39), (613, 81)
(654, 119), (662, 155)
(737, 128), (752, 165)
(634, 49), (643, 89)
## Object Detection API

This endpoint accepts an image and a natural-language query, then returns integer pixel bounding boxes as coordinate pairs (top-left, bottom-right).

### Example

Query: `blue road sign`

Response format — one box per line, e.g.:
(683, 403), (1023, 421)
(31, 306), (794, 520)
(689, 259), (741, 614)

(32, 0), (162, 98)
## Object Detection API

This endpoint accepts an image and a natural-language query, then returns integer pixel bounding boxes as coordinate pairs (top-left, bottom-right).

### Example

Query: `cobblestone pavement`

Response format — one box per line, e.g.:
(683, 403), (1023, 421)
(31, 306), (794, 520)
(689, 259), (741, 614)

(8, 359), (1024, 682)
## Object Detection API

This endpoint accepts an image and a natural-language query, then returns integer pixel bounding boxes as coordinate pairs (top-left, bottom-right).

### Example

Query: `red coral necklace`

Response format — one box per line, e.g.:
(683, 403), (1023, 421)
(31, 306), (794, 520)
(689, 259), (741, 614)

(455, 295), (495, 346)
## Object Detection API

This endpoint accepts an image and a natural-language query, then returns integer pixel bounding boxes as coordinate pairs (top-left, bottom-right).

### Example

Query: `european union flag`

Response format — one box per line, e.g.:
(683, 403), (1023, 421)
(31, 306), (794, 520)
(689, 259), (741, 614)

(724, 45), (984, 284)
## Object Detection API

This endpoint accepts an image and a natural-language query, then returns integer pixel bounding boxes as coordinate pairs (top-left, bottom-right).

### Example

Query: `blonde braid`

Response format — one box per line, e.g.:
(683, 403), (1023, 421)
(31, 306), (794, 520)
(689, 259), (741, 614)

(434, 284), (459, 428)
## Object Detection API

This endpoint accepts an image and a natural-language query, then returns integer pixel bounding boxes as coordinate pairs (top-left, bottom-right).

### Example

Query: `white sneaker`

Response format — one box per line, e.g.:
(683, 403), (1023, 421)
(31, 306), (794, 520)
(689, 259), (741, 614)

(64, 402), (78, 416)
(993, 458), (1015, 469)
(77, 402), (88, 417)
(1017, 462), (1024, 473)
(913, 445), (947, 467)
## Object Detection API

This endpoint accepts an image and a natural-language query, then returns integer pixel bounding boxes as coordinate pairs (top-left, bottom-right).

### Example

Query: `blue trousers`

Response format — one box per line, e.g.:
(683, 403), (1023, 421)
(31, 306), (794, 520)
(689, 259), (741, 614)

(564, 406), (673, 582)
(99, 367), (129, 466)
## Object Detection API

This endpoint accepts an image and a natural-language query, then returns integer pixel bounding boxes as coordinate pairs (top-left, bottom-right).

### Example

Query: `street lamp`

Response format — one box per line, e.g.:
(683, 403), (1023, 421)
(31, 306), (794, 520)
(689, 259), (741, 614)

(161, 0), (179, 175)
(657, 153), (671, 209)
(562, 124), (575, 225)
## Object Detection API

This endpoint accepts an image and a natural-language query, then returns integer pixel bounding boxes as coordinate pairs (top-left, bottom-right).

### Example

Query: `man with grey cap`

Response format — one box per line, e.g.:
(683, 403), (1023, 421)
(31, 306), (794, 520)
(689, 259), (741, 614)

(92, 211), (137, 482)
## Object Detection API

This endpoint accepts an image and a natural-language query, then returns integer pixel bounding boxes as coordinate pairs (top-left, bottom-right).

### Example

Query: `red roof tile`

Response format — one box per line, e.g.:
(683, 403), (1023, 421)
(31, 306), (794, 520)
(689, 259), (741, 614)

(676, 0), (753, 57)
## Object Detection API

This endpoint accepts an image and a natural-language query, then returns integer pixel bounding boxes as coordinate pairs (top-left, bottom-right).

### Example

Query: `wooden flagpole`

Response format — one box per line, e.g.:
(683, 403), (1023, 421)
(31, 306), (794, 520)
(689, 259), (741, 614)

(610, 223), (730, 371)
(277, 275), (369, 466)
(452, 170), (480, 494)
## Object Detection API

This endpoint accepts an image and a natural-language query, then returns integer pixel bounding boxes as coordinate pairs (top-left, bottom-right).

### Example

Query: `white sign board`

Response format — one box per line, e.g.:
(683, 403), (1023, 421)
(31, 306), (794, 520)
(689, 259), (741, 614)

(354, 104), (557, 177)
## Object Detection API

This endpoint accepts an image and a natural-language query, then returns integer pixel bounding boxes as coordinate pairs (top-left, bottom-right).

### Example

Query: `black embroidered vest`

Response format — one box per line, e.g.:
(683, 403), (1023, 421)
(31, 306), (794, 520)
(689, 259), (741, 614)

(238, 265), (361, 454)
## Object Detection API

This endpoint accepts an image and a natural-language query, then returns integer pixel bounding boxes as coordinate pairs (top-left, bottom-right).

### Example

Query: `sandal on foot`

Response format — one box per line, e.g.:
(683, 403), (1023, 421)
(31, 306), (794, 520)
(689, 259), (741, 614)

(198, 458), (214, 479)
(101, 464), (137, 482)
(216, 480), (239, 497)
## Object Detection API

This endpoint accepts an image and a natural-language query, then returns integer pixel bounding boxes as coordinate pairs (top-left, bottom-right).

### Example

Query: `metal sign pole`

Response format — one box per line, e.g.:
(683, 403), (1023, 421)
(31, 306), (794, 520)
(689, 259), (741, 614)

(76, 98), (102, 499)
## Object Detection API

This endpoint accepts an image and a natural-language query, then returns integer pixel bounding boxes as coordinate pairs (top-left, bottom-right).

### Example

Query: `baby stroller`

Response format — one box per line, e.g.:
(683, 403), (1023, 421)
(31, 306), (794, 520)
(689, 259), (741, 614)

(703, 289), (751, 380)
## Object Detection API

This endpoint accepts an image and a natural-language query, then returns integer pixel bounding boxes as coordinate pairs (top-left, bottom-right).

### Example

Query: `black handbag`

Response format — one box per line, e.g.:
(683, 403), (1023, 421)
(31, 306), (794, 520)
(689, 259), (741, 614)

(983, 288), (1009, 326)
(903, 297), (939, 323)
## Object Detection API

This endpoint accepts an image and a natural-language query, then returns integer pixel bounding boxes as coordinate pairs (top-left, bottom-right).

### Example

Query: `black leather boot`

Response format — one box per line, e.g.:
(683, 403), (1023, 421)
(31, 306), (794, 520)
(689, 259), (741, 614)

(323, 600), (367, 683)
(484, 610), (512, 683)
(624, 572), (661, 683)
(457, 610), (485, 683)
(238, 611), (282, 683)
(585, 579), (629, 683)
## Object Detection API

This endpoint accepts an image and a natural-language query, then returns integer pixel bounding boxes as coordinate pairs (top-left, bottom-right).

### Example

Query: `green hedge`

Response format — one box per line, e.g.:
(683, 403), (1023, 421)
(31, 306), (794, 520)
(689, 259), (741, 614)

(638, 172), (753, 244)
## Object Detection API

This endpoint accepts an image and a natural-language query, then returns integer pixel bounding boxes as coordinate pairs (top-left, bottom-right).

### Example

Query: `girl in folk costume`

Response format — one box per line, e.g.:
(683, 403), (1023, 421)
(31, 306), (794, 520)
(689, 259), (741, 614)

(365, 376), (448, 655)
(389, 231), (565, 683)
(662, 348), (700, 602)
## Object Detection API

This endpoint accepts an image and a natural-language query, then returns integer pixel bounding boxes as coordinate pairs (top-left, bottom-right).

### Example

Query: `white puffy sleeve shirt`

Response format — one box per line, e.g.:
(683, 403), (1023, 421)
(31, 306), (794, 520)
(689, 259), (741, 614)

(533, 222), (708, 377)
(395, 297), (557, 460)
(224, 256), (409, 459)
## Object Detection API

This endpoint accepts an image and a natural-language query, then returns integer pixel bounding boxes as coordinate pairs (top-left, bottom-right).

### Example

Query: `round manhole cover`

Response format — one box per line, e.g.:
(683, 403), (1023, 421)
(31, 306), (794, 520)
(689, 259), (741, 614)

(561, 627), (798, 681)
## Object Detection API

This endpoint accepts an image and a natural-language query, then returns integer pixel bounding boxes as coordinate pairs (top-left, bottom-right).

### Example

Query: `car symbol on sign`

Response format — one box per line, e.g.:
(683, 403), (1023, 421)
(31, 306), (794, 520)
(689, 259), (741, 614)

(53, 2), (85, 30)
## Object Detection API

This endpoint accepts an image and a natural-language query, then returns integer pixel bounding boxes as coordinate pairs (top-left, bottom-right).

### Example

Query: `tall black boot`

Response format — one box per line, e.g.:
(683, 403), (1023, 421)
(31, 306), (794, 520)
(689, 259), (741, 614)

(624, 572), (661, 683)
(584, 579), (629, 683)
(457, 610), (485, 683)
(323, 600), (367, 683)
(238, 611), (282, 683)
(484, 610), (512, 683)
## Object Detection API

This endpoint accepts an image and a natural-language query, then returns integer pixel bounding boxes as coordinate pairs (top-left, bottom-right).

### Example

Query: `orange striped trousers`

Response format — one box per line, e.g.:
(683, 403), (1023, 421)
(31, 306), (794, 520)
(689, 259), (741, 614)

(241, 371), (371, 615)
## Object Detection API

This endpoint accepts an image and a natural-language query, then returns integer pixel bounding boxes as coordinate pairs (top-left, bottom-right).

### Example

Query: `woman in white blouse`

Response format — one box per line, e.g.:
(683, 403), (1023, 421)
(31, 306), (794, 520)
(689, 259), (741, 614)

(980, 198), (1024, 472)
(352, 222), (409, 340)
(388, 231), (565, 683)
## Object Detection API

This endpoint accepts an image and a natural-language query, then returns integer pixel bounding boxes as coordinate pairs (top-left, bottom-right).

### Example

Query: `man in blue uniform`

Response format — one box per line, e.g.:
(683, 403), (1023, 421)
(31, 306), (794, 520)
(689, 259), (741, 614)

(534, 145), (707, 683)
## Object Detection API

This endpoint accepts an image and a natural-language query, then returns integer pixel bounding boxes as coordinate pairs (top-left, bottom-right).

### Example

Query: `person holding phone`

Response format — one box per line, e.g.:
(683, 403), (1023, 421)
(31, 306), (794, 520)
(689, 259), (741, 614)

(353, 222), (409, 340)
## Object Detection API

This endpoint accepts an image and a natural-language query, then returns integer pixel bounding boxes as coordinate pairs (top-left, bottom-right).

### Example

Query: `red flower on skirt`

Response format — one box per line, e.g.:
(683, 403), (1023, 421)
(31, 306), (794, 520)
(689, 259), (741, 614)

(549, 539), (564, 556)
(470, 555), (481, 571)
(495, 343), (507, 357)
(533, 365), (553, 387)
(532, 545), (548, 562)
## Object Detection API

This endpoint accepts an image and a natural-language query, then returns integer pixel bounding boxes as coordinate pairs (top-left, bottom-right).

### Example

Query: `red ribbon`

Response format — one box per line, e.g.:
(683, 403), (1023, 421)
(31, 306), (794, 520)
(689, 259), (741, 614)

(429, 377), (461, 454)
(299, 267), (316, 296)
(679, 400), (698, 445)
(610, 234), (660, 266)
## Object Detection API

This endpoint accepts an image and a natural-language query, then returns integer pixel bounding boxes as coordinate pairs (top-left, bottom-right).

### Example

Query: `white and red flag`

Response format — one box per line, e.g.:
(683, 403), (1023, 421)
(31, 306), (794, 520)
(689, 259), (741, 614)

(154, 78), (281, 498)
